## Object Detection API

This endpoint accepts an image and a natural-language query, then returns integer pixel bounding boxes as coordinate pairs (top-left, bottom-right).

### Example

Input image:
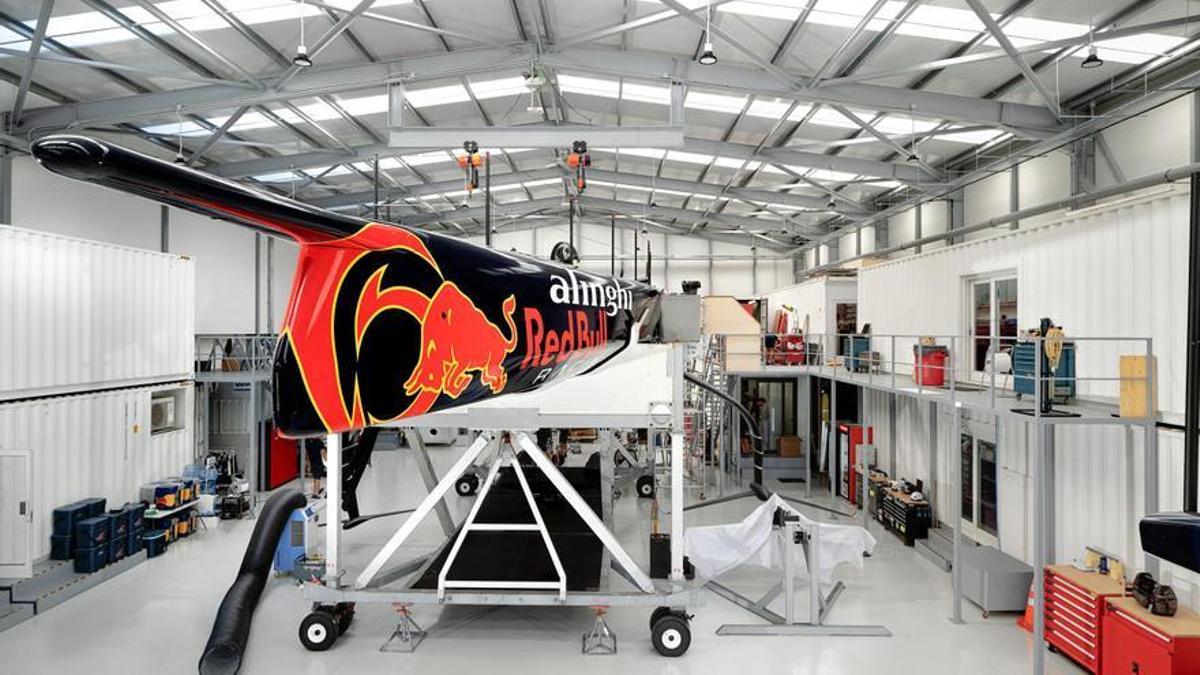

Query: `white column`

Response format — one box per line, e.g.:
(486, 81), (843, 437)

(671, 430), (685, 580)
(324, 432), (341, 587)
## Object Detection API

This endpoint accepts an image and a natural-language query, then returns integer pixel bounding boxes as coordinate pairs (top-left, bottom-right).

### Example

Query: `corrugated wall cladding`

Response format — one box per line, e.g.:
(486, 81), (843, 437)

(0, 384), (193, 561)
(0, 226), (195, 400)
(859, 185), (1188, 418)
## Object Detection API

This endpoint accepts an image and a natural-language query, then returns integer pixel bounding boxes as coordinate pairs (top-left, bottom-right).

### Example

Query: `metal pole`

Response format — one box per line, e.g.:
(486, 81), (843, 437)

(484, 151), (492, 248)
(951, 401), (963, 624)
(830, 375), (838, 504)
(1186, 173), (1200, 511)
(610, 214), (616, 275)
(325, 431), (341, 587)
(1145, 337), (1160, 576)
(1033, 337), (1045, 675)
(373, 153), (380, 221)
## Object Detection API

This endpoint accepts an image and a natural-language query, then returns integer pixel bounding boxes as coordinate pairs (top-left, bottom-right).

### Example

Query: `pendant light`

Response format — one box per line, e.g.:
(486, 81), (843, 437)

(698, 2), (717, 65)
(293, 0), (313, 68)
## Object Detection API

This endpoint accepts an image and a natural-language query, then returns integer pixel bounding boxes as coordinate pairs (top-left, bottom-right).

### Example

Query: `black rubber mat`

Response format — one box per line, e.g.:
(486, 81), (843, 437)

(411, 465), (605, 591)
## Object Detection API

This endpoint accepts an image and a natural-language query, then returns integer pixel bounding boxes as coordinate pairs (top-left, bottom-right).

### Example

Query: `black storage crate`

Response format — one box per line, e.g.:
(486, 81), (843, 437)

(74, 544), (109, 573)
(75, 516), (110, 548)
(126, 529), (145, 557)
(52, 502), (90, 539)
(109, 536), (127, 563)
(77, 497), (106, 518)
(123, 502), (146, 531)
(50, 534), (73, 561)
(142, 530), (168, 558)
(107, 509), (130, 539)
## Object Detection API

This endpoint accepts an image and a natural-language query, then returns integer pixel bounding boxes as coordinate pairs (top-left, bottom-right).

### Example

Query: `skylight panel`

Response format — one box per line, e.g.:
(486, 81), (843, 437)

(558, 74), (621, 98)
(402, 151), (454, 166)
(622, 82), (671, 105)
(685, 91), (748, 114)
(469, 76), (531, 100)
(403, 84), (471, 108)
(665, 150), (715, 165)
(336, 94), (388, 117)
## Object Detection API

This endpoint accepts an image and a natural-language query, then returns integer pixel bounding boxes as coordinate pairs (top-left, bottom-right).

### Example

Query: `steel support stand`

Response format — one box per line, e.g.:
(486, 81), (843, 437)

(408, 428), (456, 537)
(582, 606), (617, 655)
(380, 603), (425, 653)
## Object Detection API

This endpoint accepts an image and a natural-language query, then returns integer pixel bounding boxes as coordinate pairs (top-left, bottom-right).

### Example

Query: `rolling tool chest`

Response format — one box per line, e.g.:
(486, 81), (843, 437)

(1013, 341), (1076, 403)
(1102, 597), (1200, 675)
(879, 488), (931, 546)
(1043, 565), (1126, 673)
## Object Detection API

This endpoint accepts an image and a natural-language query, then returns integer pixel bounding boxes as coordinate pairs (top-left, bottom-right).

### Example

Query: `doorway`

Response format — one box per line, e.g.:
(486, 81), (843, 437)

(959, 432), (999, 546)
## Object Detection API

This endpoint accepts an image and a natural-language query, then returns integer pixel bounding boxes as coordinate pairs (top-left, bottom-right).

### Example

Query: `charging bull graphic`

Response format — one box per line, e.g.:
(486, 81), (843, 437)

(32, 136), (659, 437)
(402, 284), (517, 398)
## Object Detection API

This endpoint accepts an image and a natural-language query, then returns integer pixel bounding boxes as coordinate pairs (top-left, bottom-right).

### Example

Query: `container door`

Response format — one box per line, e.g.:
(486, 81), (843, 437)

(0, 451), (32, 578)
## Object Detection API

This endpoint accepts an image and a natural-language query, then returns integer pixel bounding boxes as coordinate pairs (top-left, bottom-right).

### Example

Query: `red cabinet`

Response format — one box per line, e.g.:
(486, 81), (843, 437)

(1102, 597), (1200, 675)
(1043, 565), (1126, 673)
(837, 424), (873, 505)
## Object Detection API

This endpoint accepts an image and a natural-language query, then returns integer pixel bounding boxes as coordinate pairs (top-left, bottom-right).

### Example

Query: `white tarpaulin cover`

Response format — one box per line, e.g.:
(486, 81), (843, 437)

(683, 495), (877, 583)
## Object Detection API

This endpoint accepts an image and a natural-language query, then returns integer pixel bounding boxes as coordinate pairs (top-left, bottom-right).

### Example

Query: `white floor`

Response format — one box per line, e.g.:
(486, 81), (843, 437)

(0, 441), (1082, 674)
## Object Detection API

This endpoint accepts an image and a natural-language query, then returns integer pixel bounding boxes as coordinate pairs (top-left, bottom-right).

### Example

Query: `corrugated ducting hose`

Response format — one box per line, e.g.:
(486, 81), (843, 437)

(198, 488), (307, 675)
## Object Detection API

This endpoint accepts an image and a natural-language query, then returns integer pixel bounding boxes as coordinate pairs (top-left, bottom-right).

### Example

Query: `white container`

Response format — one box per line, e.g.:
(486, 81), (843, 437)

(0, 226), (195, 401)
(0, 384), (194, 573)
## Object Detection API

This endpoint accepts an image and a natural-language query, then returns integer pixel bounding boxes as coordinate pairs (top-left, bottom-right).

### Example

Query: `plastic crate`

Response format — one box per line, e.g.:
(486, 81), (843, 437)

(75, 516), (110, 548)
(126, 529), (144, 557)
(142, 530), (168, 558)
(50, 534), (73, 561)
(51, 502), (91, 539)
(74, 544), (109, 573)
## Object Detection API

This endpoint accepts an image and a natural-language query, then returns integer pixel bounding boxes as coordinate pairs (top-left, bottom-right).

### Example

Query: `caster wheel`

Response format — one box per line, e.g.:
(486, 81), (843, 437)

(299, 610), (339, 652)
(982, 610), (990, 619)
(636, 475), (655, 499)
(651, 613), (691, 657)
(336, 603), (355, 633)
(455, 473), (478, 497)
(1047, 644), (1058, 654)
(649, 606), (672, 630)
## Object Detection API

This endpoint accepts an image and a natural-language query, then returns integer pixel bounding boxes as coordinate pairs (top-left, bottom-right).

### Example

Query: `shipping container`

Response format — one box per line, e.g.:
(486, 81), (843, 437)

(0, 384), (193, 576)
(0, 226), (194, 401)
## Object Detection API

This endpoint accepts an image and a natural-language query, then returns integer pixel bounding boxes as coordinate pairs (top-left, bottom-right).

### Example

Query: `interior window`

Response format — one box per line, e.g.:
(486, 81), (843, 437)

(970, 276), (1018, 372)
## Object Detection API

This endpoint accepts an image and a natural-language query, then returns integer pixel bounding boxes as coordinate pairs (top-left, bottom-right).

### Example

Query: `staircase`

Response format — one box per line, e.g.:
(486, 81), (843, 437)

(0, 552), (147, 633)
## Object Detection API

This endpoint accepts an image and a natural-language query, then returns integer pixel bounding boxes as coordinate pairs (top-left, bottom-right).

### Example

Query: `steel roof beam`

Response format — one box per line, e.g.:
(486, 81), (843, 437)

(17, 45), (1061, 136)
(964, 0), (1060, 118)
(10, 0), (54, 130)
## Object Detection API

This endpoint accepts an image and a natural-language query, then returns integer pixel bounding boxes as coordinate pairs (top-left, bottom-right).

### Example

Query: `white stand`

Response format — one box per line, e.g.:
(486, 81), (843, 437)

(713, 515), (892, 637)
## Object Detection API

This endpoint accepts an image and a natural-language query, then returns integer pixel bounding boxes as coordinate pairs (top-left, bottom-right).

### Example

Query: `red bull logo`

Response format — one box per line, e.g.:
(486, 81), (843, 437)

(403, 282), (518, 398)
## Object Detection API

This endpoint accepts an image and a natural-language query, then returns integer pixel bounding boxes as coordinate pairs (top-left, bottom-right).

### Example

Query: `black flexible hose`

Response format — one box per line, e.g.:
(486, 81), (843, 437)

(684, 372), (767, 495)
(199, 488), (307, 675)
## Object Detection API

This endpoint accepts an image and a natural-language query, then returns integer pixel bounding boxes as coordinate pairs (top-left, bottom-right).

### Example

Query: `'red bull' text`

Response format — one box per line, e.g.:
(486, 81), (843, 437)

(520, 307), (608, 369)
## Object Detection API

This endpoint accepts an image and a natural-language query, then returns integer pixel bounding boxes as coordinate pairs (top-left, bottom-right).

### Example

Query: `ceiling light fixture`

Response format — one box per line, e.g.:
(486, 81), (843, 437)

(698, 2), (718, 65)
(292, 0), (312, 68)
(1081, 2), (1102, 70)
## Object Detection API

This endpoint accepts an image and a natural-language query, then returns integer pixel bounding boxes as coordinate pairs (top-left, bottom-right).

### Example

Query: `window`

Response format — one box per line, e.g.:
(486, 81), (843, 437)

(970, 276), (1017, 371)
(959, 432), (998, 541)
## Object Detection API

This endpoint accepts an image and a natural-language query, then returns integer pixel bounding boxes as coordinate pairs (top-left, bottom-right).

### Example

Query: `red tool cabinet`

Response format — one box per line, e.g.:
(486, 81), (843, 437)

(1102, 597), (1200, 675)
(1043, 565), (1126, 674)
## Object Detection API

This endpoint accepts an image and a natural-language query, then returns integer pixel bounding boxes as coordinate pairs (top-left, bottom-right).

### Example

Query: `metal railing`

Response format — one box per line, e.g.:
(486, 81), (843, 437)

(719, 331), (1156, 422)
(195, 333), (277, 374)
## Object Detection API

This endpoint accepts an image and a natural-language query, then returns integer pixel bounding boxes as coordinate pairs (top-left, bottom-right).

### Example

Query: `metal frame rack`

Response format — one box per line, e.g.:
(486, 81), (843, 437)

(720, 330), (1156, 675)
(194, 333), (276, 515)
(303, 342), (705, 655)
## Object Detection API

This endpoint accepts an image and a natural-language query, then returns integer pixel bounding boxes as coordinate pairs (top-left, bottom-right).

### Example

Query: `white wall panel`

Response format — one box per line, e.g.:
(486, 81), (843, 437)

(859, 186), (1187, 417)
(0, 227), (194, 400)
(1018, 152), (1071, 229)
(10, 157), (160, 250)
(1097, 96), (1191, 188)
(169, 209), (256, 334)
(0, 384), (194, 563)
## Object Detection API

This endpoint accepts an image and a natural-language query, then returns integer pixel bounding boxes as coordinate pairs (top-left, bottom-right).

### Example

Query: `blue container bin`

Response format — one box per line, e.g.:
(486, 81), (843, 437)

(109, 536), (128, 564)
(123, 502), (146, 532)
(74, 544), (109, 573)
(142, 530), (168, 558)
(107, 509), (130, 540)
(127, 529), (145, 557)
(75, 516), (110, 548)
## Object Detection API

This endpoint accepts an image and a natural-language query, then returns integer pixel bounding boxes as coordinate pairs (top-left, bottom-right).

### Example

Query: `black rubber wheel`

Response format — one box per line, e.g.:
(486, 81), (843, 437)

(299, 610), (339, 652)
(336, 603), (355, 634)
(585, 452), (601, 471)
(649, 606), (672, 630)
(455, 474), (477, 497)
(651, 614), (691, 657)
(637, 475), (655, 499)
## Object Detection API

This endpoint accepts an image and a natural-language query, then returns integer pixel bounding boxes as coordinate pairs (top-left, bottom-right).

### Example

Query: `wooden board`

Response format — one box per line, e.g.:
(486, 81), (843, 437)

(1047, 564), (1126, 596)
(1119, 355), (1157, 418)
(1107, 597), (1200, 638)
